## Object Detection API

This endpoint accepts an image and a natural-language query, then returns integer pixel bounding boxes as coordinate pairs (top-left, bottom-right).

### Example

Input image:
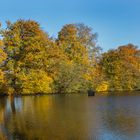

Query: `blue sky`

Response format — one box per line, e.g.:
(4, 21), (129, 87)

(0, 0), (140, 51)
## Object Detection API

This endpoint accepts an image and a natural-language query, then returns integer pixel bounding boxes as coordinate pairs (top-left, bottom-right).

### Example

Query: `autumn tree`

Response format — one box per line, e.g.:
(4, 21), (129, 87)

(0, 40), (7, 93)
(75, 23), (100, 58)
(100, 44), (140, 91)
(57, 24), (89, 64)
(55, 23), (99, 92)
(1, 20), (53, 94)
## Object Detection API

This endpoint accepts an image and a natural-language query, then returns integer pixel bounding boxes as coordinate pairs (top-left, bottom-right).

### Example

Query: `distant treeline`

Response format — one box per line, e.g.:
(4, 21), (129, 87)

(0, 19), (140, 95)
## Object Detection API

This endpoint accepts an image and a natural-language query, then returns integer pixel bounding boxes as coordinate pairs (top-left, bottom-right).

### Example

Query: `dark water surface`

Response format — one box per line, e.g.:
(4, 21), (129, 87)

(0, 93), (140, 140)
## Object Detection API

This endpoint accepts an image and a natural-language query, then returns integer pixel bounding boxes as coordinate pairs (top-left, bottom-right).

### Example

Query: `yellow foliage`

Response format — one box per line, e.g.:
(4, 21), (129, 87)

(21, 70), (53, 94)
(0, 70), (4, 84)
(96, 81), (109, 92)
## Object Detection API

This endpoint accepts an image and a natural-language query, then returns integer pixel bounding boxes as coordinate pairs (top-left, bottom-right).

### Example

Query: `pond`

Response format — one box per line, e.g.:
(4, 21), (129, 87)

(0, 93), (140, 140)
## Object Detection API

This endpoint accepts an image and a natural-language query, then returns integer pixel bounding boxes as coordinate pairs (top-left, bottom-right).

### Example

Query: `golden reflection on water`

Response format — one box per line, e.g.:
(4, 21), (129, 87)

(0, 95), (90, 140)
(0, 94), (140, 140)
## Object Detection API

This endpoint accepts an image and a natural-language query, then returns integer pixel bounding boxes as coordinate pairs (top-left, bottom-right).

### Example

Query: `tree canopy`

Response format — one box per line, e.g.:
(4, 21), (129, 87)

(0, 19), (139, 95)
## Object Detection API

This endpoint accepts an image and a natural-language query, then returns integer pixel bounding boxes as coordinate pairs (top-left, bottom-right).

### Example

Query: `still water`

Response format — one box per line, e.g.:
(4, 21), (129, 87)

(0, 93), (140, 140)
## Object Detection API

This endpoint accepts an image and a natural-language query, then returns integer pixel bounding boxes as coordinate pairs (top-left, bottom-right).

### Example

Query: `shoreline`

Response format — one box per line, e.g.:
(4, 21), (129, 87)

(0, 90), (140, 98)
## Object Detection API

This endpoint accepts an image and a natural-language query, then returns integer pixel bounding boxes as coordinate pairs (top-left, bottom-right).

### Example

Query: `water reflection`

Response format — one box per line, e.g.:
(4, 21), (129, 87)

(0, 97), (7, 140)
(0, 94), (140, 140)
(96, 96), (140, 140)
